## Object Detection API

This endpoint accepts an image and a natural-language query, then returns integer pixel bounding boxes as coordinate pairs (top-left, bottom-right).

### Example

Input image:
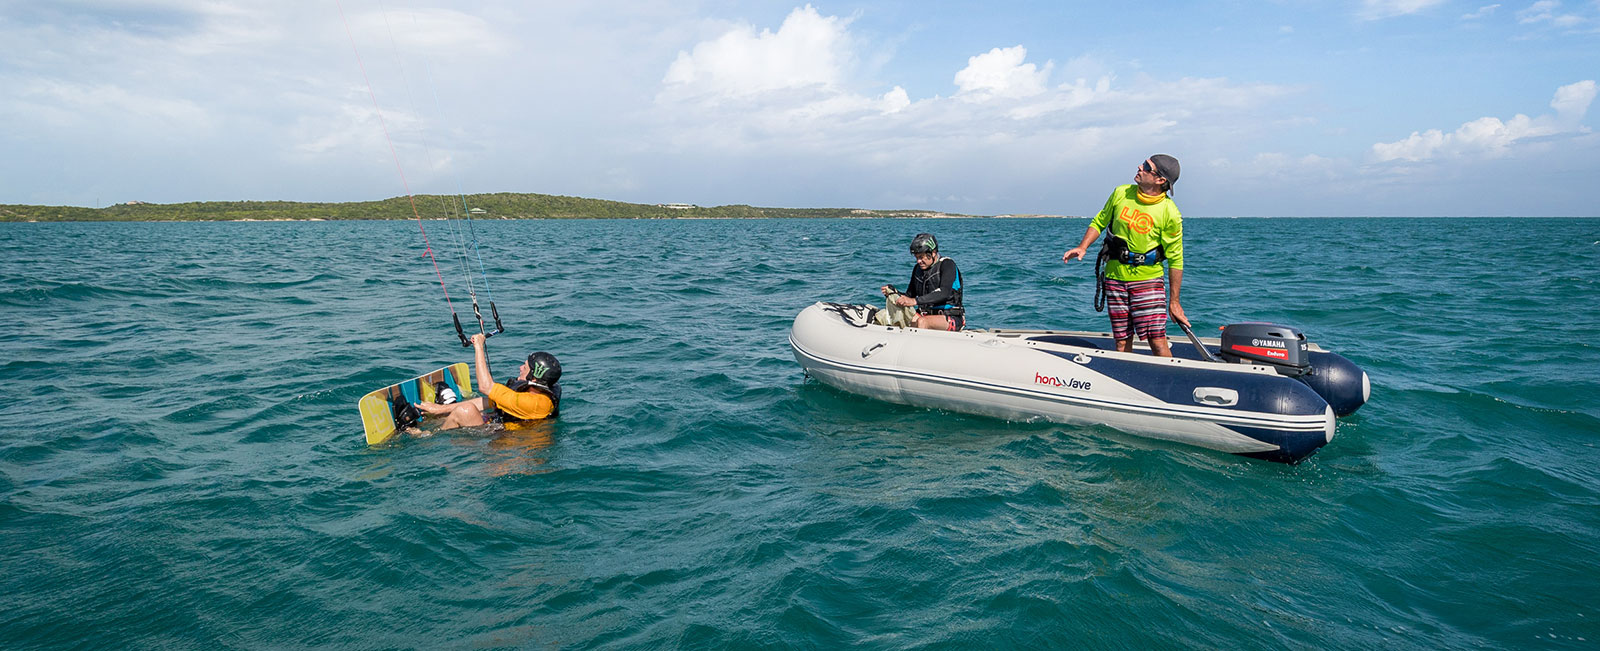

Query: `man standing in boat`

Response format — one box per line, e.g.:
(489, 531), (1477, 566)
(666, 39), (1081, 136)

(881, 233), (965, 331)
(1062, 154), (1186, 357)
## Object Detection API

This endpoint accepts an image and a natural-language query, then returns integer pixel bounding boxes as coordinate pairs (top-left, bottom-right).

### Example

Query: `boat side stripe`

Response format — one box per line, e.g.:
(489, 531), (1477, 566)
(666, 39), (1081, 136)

(790, 336), (1328, 432)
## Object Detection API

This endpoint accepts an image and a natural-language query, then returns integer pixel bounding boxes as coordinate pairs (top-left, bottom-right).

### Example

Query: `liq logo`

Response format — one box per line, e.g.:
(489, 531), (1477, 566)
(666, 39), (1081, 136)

(1119, 206), (1155, 235)
(1035, 372), (1092, 391)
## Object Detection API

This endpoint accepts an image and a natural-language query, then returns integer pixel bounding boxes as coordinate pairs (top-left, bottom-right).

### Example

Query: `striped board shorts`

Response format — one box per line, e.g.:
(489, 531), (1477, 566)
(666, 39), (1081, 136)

(1103, 278), (1168, 341)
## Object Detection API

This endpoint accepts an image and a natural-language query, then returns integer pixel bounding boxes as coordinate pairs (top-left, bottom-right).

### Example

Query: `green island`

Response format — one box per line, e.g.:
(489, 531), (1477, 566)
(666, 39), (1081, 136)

(0, 192), (990, 222)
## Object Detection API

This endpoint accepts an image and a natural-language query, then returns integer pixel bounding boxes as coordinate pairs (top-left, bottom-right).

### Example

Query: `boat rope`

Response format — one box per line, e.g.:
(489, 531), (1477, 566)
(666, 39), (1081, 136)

(821, 302), (877, 328)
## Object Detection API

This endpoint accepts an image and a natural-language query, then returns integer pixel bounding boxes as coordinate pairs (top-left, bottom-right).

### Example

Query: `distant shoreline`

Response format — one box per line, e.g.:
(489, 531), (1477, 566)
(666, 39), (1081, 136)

(3, 213), (1078, 224)
(7, 213), (1594, 223)
(6, 194), (1593, 222)
(3, 192), (1080, 223)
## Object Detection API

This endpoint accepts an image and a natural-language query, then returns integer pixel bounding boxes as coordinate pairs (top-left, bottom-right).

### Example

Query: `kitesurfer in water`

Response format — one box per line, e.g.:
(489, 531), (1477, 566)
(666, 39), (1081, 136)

(880, 232), (965, 331)
(1062, 154), (1186, 357)
(413, 333), (561, 429)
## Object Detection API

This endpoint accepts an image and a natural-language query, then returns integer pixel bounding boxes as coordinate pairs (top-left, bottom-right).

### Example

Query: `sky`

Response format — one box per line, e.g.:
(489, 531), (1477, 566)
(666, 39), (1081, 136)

(1, 0), (1597, 216)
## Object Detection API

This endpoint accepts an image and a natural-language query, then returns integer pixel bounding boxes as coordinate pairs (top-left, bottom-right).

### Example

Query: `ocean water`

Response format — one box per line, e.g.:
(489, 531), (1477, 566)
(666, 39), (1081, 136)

(1, 216), (1596, 648)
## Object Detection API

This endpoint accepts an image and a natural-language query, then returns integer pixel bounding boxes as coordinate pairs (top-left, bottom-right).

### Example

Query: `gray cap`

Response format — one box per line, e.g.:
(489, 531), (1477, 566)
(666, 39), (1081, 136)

(1150, 154), (1180, 195)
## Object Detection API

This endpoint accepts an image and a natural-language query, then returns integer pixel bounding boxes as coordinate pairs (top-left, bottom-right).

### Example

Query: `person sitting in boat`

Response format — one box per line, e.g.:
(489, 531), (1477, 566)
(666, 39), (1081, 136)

(1062, 154), (1186, 357)
(880, 232), (965, 331)
(413, 333), (561, 429)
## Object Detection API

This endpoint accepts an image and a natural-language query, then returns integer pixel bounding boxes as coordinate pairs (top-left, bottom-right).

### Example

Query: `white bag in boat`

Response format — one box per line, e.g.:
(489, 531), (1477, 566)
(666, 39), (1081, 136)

(874, 293), (917, 328)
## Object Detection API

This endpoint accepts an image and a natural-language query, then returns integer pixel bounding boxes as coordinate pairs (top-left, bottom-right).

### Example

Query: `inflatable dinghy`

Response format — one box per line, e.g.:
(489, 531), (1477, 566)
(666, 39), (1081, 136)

(789, 302), (1369, 463)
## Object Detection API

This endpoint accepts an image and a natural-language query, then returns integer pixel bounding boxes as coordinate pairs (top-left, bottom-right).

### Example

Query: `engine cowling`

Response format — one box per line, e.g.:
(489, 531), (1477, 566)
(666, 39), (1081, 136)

(1220, 323), (1310, 373)
(1219, 322), (1368, 417)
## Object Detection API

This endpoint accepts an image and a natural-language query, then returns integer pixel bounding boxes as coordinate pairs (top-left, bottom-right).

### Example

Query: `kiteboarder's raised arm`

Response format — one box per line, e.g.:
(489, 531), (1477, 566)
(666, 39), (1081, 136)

(470, 334), (495, 396)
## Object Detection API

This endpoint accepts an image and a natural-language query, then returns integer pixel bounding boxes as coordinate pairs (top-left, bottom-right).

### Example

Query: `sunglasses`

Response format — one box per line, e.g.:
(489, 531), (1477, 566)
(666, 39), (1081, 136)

(1141, 160), (1161, 177)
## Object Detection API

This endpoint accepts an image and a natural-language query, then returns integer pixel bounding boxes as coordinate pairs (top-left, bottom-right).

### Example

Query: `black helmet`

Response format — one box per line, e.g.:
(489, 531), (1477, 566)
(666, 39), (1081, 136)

(909, 233), (938, 254)
(526, 351), (562, 386)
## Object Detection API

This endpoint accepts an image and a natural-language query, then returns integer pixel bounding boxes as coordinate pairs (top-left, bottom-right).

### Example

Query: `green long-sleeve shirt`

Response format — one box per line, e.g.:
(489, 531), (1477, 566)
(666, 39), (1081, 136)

(1088, 184), (1184, 282)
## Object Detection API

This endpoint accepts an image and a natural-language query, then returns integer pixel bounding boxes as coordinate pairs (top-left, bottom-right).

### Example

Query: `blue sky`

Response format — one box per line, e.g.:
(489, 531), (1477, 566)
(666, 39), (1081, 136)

(1, 1), (1596, 216)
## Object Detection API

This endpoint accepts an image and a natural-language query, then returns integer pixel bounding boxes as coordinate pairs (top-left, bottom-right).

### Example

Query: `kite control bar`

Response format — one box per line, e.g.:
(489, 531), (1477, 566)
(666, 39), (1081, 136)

(453, 300), (505, 347)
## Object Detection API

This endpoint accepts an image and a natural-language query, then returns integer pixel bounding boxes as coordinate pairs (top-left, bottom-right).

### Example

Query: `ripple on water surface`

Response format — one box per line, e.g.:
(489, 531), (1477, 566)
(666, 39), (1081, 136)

(1, 217), (1598, 647)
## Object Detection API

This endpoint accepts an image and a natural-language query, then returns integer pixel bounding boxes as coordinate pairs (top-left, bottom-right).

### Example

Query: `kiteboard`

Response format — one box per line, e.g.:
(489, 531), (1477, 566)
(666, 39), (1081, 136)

(357, 362), (474, 445)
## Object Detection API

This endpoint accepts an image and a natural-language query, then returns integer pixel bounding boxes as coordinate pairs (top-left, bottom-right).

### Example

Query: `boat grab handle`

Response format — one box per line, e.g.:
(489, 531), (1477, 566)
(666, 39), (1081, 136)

(1193, 387), (1238, 407)
(862, 342), (887, 358)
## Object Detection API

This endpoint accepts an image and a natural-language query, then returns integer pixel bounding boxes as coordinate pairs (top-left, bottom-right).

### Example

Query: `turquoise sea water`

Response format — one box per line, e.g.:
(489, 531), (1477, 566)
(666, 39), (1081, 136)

(2, 217), (1597, 648)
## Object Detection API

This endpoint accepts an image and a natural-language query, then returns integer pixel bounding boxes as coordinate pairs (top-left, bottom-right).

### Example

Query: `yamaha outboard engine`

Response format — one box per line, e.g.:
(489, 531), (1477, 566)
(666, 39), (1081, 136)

(1219, 323), (1310, 375)
(1219, 322), (1369, 417)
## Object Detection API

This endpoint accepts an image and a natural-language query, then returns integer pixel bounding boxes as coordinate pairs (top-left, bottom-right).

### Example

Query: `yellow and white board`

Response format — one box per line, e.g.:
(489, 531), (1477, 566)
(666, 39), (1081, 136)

(357, 363), (474, 445)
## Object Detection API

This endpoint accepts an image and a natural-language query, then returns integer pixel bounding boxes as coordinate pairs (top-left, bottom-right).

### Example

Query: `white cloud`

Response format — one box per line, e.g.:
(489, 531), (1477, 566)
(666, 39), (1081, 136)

(1516, 0), (1590, 26)
(1461, 4), (1501, 19)
(953, 46), (1052, 101)
(367, 8), (507, 53)
(1358, 0), (1449, 20)
(640, 5), (1303, 213)
(661, 5), (851, 97)
(1236, 152), (1346, 181)
(1371, 80), (1596, 162)
(1551, 79), (1599, 117)
(4, 79), (212, 132)
(1518, 0), (1561, 22)
(881, 86), (911, 113)
(651, 3), (913, 152)
(649, 7), (1294, 160)
(0, 0), (547, 204)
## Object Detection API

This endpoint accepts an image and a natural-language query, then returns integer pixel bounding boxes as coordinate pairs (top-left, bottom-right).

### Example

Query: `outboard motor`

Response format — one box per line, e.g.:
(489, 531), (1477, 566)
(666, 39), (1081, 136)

(1219, 322), (1369, 417)
(1219, 323), (1310, 376)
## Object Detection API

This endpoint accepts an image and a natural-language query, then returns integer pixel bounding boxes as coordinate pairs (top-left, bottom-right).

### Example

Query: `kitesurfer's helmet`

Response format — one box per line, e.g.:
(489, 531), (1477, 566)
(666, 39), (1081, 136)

(909, 233), (938, 255)
(1149, 154), (1180, 195)
(526, 351), (562, 387)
